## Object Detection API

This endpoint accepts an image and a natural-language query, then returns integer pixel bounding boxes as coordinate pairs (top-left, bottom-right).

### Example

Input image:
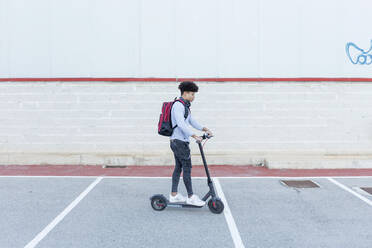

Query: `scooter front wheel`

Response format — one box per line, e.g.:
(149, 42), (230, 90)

(208, 199), (224, 214)
(150, 195), (167, 211)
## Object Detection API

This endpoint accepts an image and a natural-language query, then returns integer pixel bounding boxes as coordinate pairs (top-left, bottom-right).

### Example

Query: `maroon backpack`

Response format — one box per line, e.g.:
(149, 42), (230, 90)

(158, 97), (189, 136)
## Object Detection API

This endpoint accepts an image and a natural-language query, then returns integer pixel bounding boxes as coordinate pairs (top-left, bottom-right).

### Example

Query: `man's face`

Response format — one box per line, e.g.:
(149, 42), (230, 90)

(183, 91), (195, 102)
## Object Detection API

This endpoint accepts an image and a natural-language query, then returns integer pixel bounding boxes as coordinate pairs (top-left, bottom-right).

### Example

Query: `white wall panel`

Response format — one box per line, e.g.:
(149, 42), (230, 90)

(140, 0), (175, 77)
(299, 0), (345, 77)
(51, 0), (91, 76)
(90, 0), (140, 77)
(342, 0), (372, 77)
(0, 0), (9, 77)
(8, 0), (50, 77)
(259, 0), (301, 77)
(175, 0), (218, 77)
(217, 0), (260, 77)
(1, 0), (372, 78)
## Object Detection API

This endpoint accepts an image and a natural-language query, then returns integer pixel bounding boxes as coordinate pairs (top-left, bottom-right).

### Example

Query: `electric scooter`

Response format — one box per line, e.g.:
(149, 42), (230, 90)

(150, 133), (224, 214)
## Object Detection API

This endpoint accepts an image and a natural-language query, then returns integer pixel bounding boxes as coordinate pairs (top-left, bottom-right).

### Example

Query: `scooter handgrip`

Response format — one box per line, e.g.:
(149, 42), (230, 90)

(202, 133), (212, 139)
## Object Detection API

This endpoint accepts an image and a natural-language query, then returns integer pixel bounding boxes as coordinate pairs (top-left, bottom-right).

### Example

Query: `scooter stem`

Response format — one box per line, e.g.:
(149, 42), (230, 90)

(198, 141), (212, 184)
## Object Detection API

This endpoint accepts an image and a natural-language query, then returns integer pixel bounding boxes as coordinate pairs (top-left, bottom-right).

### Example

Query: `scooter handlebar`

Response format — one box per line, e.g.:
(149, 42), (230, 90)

(202, 133), (213, 140)
(196, 133), (213, 144)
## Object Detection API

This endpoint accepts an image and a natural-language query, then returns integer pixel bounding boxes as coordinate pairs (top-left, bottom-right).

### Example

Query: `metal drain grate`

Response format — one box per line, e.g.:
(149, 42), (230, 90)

(280, 180), (320, 188)
(102, 165), (127, 168)
(360, 187), (372, 195)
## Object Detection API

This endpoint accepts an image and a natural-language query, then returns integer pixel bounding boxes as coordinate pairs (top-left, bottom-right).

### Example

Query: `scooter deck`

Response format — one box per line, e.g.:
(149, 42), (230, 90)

(167, 201), (204, 208)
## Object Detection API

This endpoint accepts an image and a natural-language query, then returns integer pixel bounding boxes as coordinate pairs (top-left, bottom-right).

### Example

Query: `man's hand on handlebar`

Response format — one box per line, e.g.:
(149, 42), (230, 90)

(192, 131), (214, 143)
(206, 130), (213, 137)
(202, 127), (214, 137)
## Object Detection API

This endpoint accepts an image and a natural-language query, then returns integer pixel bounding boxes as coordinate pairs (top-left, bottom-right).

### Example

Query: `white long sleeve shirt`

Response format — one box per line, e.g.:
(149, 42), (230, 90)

(170, 100), (203, 142)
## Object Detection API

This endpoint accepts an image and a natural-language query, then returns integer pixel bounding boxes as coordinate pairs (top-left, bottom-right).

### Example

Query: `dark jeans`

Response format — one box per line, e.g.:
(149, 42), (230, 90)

(170, 139), (193, 196)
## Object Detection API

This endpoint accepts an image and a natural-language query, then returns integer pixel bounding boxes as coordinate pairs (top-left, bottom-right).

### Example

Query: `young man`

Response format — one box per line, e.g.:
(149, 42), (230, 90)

(169, 81), (213, 206)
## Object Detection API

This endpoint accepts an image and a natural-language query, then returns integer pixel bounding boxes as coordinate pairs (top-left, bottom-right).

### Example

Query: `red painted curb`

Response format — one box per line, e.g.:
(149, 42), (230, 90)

(1, 165), (372, 177)
(1, 77), (372, 82)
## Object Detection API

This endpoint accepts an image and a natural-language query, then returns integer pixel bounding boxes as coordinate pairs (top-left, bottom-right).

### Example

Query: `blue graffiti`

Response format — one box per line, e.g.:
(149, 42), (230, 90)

(346, 40), (372, 65)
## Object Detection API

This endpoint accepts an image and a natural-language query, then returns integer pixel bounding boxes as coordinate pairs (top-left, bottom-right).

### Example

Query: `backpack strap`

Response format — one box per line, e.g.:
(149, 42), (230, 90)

(172, 97), (189, 129)
(174, 98), (189, 119)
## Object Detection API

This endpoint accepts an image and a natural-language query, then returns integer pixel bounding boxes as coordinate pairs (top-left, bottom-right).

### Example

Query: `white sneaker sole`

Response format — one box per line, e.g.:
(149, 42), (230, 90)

(169, 197), (186, 203)
(170, 200), (186, 203)
(186, 201), (205, 207)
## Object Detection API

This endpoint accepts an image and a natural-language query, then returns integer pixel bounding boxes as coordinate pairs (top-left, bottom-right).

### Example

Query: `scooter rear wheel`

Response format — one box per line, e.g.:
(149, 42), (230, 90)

(150, 195), (167, 211)
(208, 199), (224, 214)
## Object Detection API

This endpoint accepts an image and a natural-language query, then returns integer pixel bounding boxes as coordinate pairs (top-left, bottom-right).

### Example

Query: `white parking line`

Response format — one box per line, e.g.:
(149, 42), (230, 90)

(2, 176), (372, 179)
(24, 177), (103, 248)
(327, 177), (372, 207)
(214, 178), (245, 248)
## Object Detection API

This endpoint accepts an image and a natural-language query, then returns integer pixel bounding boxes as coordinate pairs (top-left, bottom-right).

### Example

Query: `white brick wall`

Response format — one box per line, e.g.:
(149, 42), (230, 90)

(0, 81), (372, 169)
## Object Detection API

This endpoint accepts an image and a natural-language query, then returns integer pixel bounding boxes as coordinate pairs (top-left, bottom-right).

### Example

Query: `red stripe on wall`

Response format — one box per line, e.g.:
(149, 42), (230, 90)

(1, 77), (372, 82)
